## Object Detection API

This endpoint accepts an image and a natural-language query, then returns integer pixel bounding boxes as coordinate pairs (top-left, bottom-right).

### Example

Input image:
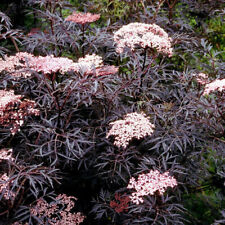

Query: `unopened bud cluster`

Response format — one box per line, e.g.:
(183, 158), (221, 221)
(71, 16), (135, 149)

(110, 193), (130, 213)
(65, 12), (100, 25)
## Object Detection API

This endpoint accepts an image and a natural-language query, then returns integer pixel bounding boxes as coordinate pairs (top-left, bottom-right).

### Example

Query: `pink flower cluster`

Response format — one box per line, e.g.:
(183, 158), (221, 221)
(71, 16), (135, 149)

(0, 52), (34, 77)
(0, 173), (16, 200)
(203, 78), (225, 95)
(106, 112), (155, 148)
(94, 65), (118, 76)
(4, 52), (76, 75)
(27, 54), (77, 75)
(65, 12), (100, 25)
(0, 148), (14, 162)
(77, 54), (103, 69)
(0, 149), (16, 201)
(77, 54), (118, 76)
(127, 170), (178, 205)
(195, 72), (209, 85)
(0, 52), (118, 77)
(114, 22), (173, 56)
(0, 90), (39, 135)
(29, 194), (85, 225)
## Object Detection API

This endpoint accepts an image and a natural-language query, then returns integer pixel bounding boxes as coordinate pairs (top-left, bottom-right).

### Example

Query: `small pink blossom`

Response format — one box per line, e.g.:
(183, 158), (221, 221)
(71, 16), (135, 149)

(76, 54), (118, 76)
(0, 90), (39, 135)
(106, 112), (155, 148)
(0, 173), (16, 200)
(127, 170), (177, 205)
(195, 72), (209, 85)
(77, 54), (103, 71)
(114, 23), (173, 56)
(65, 12), (100, 25)
(203, 78), (225, 95)
(0, 148), (14, 161)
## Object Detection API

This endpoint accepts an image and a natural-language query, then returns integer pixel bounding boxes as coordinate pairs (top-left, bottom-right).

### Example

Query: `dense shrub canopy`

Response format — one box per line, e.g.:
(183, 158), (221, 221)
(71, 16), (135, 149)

(0, 0), (224, 224)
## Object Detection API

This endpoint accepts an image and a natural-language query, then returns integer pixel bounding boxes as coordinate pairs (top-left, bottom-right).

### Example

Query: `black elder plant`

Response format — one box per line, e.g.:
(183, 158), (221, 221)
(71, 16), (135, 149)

(0, 0), (224, 224)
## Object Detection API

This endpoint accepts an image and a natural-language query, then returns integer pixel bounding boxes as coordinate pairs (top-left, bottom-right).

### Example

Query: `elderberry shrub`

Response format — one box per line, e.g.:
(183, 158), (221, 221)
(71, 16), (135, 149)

(0, 0), (224, 224)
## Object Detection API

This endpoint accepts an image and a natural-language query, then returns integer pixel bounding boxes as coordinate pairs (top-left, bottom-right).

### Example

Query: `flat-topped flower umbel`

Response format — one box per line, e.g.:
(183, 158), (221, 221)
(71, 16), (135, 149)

(0, 52), (35, 77)
(203, 78), (225, 95)
(65, 12), (100, 25)
(114, 22), (173, 56)
(0, 52), (76, 76)
(127, 170), (177, 205)
(106, 112), (155, 148)
(0, 52), (118, 77)
(28, 194), (85, 225)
